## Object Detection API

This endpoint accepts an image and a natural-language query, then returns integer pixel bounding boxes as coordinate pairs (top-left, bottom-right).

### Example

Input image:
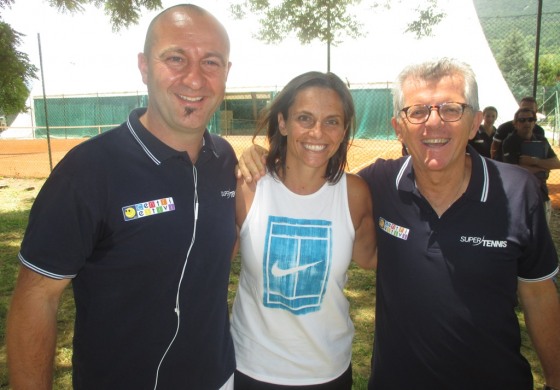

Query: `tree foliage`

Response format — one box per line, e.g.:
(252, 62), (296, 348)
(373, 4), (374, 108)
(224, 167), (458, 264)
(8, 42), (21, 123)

(538, 55), (560, 114)
(496, 29), (533, 100)
(405, 0), (445, 39)
(0, 21), (37, 115)
(42, 0), (162, 31)
(538, 55), (560, 88)
(230, 0), (445, 70)
(230, 0), (364, 46)
(0, 0), (14, 8)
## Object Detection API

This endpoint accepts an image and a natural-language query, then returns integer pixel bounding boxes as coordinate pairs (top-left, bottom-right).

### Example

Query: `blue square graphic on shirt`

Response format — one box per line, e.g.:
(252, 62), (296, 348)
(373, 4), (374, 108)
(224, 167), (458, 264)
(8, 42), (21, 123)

(262, 216), (332, 315)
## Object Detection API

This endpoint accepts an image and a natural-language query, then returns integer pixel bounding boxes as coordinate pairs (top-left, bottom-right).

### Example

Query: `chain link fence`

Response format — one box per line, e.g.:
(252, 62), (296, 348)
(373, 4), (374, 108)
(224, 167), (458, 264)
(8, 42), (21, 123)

(474, 1), (560, 203)
(477, 4), (560, 141)
(0, 85), (401, 178)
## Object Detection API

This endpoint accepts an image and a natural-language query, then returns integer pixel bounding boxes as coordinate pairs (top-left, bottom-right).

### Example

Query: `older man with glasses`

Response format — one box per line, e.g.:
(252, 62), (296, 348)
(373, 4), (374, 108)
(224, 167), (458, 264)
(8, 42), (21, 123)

(359, 58), (560, 390)
(502, 107), (560, 224)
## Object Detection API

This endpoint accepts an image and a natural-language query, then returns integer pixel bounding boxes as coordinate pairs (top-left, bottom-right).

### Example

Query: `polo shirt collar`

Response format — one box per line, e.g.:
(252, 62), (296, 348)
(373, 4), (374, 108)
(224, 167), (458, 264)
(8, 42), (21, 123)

(395, 144), (489, 203)
(125, 107), (220, 165)
(465, 145), (490, 203)
(510, 130), (538, 142)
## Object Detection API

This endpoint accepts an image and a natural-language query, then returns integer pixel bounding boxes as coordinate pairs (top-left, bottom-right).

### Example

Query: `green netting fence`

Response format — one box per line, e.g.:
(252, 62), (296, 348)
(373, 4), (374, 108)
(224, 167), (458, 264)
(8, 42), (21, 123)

(31, 87), (396, 140)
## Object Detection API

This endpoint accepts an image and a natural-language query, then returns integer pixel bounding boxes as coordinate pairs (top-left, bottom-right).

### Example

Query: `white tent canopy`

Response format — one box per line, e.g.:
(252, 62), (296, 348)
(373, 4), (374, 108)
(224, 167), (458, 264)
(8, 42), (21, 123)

(2, 0), (518, 138)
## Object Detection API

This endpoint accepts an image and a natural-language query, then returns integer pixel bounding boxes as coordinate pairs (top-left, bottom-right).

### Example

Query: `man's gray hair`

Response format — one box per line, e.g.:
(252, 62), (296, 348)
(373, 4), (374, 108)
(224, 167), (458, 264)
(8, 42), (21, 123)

(392, 58), (480, 118)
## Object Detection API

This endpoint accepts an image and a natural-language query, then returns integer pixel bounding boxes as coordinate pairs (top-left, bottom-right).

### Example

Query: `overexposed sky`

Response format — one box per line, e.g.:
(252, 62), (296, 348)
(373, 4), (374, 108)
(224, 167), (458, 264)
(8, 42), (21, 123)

(2, 0), (518, 119)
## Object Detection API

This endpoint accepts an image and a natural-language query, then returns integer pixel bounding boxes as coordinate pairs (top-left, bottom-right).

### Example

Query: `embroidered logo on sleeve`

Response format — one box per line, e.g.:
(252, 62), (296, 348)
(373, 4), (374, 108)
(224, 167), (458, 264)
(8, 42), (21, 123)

(262, 216), (332, 315)
(122, 197), (175, 221)
(379, 217), (410, 240)
(221, 190), (235, 199)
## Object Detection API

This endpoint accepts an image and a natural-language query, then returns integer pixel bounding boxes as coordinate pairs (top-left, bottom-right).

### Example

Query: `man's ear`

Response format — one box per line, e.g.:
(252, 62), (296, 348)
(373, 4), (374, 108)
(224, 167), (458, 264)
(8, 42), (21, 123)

(225, 61), (232, 81)
(469, 110), (483, 140)
(138, 53), (148, 85)
(391, 117), (403, 143)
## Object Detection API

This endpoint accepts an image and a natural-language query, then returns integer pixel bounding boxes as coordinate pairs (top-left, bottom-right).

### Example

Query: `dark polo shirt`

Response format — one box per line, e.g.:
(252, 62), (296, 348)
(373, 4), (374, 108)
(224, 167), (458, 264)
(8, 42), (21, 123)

(19, 108), (237, 389)
(359, 146), (558, 389)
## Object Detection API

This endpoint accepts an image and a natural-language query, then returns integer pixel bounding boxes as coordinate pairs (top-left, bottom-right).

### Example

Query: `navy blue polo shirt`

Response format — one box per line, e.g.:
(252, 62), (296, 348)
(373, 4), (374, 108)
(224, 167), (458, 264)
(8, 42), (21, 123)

(359, 146), (558, 389)
(19, 108), (237, 389)
(468, 125), (495, 157)
(503, 131), (556, 200)
(493, 120), (545, 161)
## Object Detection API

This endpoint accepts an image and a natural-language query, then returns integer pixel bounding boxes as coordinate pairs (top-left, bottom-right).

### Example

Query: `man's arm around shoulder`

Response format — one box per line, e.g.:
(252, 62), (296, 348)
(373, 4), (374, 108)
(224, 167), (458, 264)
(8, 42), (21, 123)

(7, 266), (70, 390)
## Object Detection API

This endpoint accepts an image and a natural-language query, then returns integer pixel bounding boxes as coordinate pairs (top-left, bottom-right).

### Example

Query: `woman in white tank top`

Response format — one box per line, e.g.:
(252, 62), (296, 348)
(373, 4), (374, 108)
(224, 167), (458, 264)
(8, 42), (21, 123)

(232, 71), (377, 389)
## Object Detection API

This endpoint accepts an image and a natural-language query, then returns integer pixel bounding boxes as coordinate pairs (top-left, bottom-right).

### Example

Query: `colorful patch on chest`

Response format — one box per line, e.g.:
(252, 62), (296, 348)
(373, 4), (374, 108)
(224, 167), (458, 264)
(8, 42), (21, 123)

(122, 197), (175, 221)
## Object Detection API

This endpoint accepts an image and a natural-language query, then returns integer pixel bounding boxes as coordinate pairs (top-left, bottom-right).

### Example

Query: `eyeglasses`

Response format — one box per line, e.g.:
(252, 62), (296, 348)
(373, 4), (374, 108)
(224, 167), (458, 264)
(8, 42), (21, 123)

(400, 102), (472, 124)
(516, 117), (536, 123)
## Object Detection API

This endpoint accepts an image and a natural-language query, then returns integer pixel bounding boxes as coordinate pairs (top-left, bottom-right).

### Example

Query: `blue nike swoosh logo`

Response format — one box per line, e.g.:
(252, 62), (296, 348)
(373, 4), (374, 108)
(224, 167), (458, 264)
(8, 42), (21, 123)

(271, 260), (322, 277)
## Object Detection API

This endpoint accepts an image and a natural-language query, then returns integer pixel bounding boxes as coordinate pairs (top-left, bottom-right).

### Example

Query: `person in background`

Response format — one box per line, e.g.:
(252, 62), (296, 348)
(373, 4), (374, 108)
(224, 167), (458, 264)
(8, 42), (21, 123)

(468, 105), (497, 157)
(490, 96), (546, 161)
(232, 71), (376, 389)
(502, 107), (560, 225)
(7, 5), (237, 389)
(237, 58), (560, 390)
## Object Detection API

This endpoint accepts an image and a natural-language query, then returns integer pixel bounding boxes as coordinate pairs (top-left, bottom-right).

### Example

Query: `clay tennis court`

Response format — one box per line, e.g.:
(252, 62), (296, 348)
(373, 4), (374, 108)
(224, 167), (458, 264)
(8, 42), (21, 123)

(1, 137), (559, 208)
(0, 137), (403, 177)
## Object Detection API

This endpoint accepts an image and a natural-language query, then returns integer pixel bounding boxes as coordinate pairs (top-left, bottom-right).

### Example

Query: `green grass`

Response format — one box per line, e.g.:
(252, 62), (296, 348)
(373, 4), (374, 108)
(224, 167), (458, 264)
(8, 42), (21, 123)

(0, 178), (557, 389)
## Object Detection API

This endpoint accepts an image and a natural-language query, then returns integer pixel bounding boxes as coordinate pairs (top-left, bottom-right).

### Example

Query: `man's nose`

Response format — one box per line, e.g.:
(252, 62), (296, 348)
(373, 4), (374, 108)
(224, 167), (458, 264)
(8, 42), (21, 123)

(182, 63), (204, 89)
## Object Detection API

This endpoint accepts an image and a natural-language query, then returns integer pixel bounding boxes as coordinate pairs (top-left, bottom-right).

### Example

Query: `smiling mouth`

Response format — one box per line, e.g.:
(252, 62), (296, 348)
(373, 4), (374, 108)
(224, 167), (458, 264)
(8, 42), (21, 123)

(303, 143), (327, 152)
(178, 94), (203, 103)
(422, 138), (449, 146)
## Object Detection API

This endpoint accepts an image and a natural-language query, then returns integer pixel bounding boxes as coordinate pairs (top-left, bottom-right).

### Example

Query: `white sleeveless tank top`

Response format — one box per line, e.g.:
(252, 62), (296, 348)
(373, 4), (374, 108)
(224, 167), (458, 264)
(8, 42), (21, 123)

(231, 172), (355, 385)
